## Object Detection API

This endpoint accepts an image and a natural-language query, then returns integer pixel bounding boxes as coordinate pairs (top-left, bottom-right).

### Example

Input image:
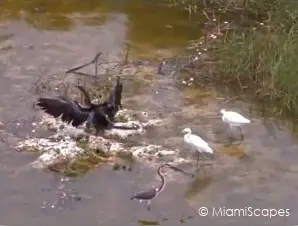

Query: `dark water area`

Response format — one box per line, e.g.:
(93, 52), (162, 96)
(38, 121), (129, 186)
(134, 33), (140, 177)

(0, 1), (298, 226)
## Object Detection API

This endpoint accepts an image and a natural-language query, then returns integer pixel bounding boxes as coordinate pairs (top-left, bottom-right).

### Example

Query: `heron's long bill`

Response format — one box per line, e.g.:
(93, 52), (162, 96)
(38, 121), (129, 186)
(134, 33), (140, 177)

(166, 164), (194, 177)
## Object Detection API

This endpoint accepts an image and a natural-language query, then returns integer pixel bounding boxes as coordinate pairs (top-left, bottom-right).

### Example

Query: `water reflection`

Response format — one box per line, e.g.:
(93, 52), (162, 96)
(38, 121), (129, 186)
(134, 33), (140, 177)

(1, 0), (111, 30)
(218, 145), (248, 159)
(1, 0), (202, 49)
(185, 175), (213, 200)
(138, 220), (160, 225)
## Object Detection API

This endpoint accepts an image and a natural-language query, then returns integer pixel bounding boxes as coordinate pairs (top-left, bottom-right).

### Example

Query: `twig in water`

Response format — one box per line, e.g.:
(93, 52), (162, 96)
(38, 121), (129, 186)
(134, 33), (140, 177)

(68, 71), (95, 77)
(65, 52), (102, 76)
(119, 44), (130, 74)
(202, 10), (211, 21)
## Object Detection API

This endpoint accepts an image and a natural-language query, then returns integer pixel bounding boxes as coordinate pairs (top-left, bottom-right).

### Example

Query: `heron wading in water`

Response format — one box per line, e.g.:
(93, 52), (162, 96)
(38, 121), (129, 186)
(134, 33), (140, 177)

(130, 163), (193, 211)
(219, 109), (251, 142)
(181, 128), (214, 163)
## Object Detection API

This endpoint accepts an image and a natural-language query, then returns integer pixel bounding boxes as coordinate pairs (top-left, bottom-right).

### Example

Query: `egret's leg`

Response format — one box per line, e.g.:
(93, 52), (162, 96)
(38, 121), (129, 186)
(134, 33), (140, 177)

(196, 151), (200, 164)
(94, 54), (98, 76)
(226, 125), (234, 145)
(239, 126), (244, 141)
(147, 201), (151, 211)
(228, 125), (233, 138)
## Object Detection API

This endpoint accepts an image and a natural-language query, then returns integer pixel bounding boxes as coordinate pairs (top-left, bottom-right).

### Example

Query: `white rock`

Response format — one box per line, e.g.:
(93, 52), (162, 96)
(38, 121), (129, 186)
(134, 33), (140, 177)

(17, 136), (85, 169)
(16, 111), (164, 169)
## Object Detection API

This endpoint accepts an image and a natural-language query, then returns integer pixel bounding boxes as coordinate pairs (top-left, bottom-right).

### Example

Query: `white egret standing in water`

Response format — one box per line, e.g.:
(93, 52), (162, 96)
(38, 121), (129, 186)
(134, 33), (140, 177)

(181, 128), (213, 163)
(220, 109), (251, 141)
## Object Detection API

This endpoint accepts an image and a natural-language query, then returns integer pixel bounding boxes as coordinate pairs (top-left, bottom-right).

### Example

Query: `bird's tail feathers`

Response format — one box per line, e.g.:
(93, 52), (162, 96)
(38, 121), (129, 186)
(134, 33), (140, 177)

(244, 118), (251, 123)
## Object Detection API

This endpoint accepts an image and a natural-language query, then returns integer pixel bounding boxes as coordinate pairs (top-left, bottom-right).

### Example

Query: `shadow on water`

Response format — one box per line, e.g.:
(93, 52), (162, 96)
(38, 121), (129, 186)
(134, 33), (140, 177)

(185, 175), (213, 201)
(0, 1), (298, 226)
(138, 220), (160, 225)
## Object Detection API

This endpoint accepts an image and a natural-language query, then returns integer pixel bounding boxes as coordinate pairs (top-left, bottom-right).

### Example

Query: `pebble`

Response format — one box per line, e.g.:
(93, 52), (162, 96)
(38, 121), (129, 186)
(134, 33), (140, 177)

(210, 34), (217, 39)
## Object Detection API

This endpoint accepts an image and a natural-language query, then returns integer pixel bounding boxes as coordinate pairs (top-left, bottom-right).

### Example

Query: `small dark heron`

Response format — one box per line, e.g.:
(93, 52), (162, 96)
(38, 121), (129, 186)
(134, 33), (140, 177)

(130, 163), (193, 211)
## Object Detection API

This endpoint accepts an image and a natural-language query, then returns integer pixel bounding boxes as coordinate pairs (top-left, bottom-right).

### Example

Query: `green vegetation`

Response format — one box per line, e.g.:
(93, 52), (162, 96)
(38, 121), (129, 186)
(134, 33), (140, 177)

(3, 0), (298, 116)
(168, 0), (298, 116)
(48, 136), (133, 176)
(212, 0), (298, 116)
(48, 149), (108, 177)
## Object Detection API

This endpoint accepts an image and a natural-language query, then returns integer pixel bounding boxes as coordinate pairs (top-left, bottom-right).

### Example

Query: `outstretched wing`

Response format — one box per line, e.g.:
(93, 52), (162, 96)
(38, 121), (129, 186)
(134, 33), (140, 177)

(108, 76), (123, 119)
(114, 76), (123, 107)
(36, 97), (90, 127)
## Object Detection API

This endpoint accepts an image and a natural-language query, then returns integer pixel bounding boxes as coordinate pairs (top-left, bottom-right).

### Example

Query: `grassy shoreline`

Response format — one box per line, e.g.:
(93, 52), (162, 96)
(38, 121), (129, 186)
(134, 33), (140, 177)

(168, 0), (298, 117)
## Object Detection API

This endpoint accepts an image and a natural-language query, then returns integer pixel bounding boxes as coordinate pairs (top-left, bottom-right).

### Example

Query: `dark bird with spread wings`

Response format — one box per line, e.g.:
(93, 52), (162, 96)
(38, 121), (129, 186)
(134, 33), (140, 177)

(36, 77), (138, 134)
(108, 75), (123, 120)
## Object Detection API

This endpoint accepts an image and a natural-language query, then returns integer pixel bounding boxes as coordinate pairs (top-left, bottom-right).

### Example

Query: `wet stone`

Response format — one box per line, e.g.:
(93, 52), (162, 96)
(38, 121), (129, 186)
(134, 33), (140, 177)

(15, 109), (182, 170)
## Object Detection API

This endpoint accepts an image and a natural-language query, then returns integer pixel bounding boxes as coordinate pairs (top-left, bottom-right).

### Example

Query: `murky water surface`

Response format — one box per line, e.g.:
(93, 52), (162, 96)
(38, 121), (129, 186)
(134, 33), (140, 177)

(0, 1), (298, 226)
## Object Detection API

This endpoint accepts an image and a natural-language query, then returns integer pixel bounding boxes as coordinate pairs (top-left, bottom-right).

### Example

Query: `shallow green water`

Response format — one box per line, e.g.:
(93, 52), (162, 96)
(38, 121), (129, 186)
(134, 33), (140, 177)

(1, 0), (201, 48)
(0, 1), (298, 226)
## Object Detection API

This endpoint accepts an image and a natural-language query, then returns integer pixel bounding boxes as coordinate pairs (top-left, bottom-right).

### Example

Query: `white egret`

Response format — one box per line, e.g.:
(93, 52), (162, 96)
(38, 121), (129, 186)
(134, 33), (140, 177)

(220, 109), (250, 140)
(181, 128), (213, 163)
